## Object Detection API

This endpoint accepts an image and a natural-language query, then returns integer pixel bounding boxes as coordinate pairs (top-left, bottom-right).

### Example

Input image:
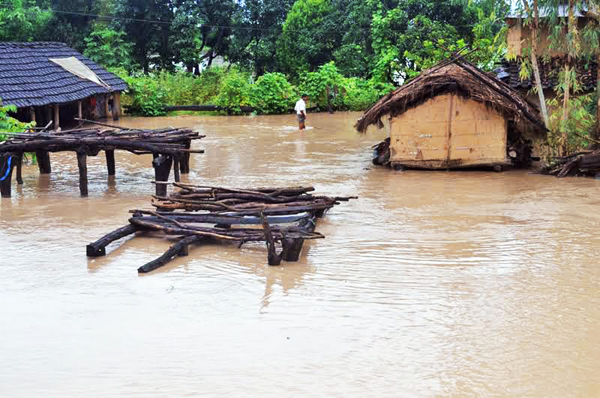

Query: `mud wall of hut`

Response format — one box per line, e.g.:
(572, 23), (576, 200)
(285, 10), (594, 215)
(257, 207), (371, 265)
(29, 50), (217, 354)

(389, 94), (508, 167)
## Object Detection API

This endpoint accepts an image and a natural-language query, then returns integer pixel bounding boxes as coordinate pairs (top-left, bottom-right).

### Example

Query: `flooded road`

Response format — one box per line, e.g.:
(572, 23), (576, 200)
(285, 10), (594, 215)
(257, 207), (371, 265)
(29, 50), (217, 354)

(1, 112), (600, 397)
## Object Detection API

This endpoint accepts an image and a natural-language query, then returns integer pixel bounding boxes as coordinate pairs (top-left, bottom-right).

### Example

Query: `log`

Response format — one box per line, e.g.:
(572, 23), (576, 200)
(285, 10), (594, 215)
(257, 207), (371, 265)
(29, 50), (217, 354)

(86, 224), (138, 257)
(164, 105), (255, 113)
(153, 155), (173, 197)
(0, 153), (15, 198)
(77, 151), (88, 197)
(137, 235), (205, 273)
(173, 157), (181, 182)
(105, 150), (116, 176)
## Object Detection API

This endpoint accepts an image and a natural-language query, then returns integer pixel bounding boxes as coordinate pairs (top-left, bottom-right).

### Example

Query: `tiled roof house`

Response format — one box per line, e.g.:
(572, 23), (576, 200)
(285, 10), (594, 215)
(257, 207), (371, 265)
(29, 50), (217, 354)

(499, 6), (597, 95)
(0, 42), (127, 129)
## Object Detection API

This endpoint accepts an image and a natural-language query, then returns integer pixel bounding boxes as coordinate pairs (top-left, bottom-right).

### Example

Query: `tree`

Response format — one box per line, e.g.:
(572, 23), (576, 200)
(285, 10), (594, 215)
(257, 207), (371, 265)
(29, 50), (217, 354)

(0, 0), (52, 42)
(227, 0), (295, 76)
(276, 0), (345, 78)
(519, 0), (550, 128)
(84, 24), (135, 70)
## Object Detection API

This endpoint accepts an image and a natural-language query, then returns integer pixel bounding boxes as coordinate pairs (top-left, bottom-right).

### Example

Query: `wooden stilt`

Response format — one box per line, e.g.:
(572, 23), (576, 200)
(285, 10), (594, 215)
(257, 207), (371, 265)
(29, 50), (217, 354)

(105, 94), (110, 117)
(105, 150), (116, 176)
(77, 151), (88, 197)
(261, 213), (283, 266)
(0, 153), (15, 198)
(77, 101), (83, 119)
(180, 139), (191, 174)
(29, 107), (36, 124)
(35, 150), (51, 174)
(15, 153), (23, 184)
(282, 238), (305, 262)
(87, 224), (138, 257)
(53, 104), (60, 130)
(112, 92), (121, 121)
(45, 106), (51, 126)
(153, 155), (172, 197)
(173, 158), (181, 182)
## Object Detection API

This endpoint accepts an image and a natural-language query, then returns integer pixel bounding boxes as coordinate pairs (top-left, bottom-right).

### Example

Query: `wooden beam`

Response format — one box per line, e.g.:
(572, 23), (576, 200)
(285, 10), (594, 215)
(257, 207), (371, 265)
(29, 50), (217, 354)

(105, 94), (110, 118)
(45, 106), (52, 128)
(77, 101), (83, 119)
(87, 224), (138, 257)
(29, 107), (36, 123)
(112, 92), (121, 121)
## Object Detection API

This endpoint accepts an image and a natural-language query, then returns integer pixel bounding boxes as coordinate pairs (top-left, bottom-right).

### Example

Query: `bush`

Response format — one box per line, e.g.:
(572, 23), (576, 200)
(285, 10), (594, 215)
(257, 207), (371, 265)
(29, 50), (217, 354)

(1, 102), (34, 141)
(214, 68), (252, 112)
(342, 78), (395, 111)
(251, 73), (297, 114)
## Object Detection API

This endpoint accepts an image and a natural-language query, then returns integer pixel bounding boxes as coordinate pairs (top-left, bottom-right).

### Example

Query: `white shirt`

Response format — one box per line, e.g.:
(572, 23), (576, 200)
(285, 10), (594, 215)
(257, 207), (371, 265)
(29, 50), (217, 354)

(294, 99), (306, 115)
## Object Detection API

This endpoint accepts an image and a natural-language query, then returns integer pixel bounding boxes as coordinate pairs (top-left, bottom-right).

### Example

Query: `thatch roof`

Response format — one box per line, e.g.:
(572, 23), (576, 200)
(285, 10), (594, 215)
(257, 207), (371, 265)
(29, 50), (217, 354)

(355, 58), (546, 134)
(0, 42), (127, 109)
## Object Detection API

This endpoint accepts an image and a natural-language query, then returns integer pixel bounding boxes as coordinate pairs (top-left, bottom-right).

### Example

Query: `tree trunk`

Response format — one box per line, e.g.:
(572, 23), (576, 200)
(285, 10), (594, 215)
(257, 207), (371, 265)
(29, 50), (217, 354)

(595, 53), (600, 147)
(562, 0), (578, 156)
(523, 0), (550, 128)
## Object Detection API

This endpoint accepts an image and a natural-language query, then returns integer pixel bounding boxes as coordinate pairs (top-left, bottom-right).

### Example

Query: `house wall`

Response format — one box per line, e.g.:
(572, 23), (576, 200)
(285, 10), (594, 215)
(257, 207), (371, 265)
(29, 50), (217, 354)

(507, 18), (591, 57)
(389, 94), (508, 168)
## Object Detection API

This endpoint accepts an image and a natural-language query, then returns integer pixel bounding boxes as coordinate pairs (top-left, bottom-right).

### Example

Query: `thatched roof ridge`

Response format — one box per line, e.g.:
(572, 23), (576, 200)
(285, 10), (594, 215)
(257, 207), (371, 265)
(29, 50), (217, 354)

(355, 58), (546, 134)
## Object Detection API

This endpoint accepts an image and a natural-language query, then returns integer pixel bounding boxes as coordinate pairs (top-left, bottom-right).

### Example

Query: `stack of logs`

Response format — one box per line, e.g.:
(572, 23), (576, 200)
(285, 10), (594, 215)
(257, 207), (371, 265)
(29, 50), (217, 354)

(544, 150), (600, 178)
(0, 126), (204, 197)
(87, 184), (356, 273)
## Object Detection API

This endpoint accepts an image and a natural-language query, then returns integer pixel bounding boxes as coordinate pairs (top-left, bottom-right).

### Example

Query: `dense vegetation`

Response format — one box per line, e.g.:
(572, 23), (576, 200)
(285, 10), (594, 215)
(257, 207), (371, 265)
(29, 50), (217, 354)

(2, 0), (600, 155)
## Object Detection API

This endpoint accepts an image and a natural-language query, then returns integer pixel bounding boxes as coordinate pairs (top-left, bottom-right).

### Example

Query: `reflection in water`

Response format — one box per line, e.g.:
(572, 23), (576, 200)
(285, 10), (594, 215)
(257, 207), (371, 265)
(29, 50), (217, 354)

(1, 112), (600, 397)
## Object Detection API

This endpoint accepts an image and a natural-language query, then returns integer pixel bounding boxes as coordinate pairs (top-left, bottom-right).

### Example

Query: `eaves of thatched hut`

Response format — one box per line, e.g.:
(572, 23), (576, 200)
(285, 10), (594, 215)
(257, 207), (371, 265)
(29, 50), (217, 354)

(0, 42), (127, 129)
(356, 59), (547, 170)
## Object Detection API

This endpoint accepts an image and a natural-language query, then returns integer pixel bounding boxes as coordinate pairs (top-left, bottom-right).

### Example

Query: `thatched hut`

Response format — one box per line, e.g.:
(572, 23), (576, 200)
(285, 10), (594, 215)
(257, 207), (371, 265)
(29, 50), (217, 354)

(0, 42), (127, 130)
(356, 59), (546, 170)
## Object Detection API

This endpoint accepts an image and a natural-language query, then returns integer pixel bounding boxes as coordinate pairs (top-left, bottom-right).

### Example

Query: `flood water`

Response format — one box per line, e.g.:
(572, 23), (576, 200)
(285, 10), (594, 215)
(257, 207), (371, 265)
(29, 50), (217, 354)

(1, 112), (600, 397)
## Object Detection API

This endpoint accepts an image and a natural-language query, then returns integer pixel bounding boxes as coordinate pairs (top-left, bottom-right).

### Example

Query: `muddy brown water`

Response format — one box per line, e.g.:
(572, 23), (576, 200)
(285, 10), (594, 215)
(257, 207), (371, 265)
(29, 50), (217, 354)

(1, 112), (600, 397)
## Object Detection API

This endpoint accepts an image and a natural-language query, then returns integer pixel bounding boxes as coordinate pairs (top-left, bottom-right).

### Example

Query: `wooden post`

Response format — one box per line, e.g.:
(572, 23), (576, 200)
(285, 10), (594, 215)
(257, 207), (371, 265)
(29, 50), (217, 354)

(53, 104), (60, 130)
(77, 101), (83, 119)
(173, 157), (181, 182)
(105, 150), (116, 176)
(45, 106), (52, 127)
(0, 153), (15, 198)
(153, 155), (172, 197)
(180, 139), (191, 174)
(105, 94), (110, 118)
(282, 238), (305, 262)
(77, 151), (88, 197)
(15, 153), (23, 184)
(112, 92), (121, 121)
(35, 150), (51, 174)
(29, 107), (36, 123)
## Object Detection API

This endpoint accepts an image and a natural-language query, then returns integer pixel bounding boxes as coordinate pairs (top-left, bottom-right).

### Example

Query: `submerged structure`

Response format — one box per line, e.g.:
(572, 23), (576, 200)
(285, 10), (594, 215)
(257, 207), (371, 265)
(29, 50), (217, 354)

(356, 58), (546, 170)
(0, 42), (127, 129)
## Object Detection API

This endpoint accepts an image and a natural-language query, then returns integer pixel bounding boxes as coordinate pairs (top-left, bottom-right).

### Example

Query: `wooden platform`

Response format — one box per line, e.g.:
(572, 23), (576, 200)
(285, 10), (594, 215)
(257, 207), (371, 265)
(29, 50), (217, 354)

(0, 125), (204, 198)
(87, 185), (356, 273)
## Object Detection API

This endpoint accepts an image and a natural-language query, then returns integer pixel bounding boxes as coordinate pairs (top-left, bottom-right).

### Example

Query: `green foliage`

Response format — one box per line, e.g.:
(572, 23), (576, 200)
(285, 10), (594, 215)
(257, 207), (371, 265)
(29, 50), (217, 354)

(84, 25), (135, 71)
(342, 78), (395, 111)
(214, 69), (252, 112)
(546, 70), (595, 155)
(120, 72), (168, 116)
(0, 0), (52, 42)
(250, 73), (297, 114)
(0, 102), (34, 142)
(299, 62), (346, 109)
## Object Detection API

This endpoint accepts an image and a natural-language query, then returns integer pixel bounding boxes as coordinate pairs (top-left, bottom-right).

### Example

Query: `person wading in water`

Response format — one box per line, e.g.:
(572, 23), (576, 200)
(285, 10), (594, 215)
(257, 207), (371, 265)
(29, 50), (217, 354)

(295, 94), (309, 130)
